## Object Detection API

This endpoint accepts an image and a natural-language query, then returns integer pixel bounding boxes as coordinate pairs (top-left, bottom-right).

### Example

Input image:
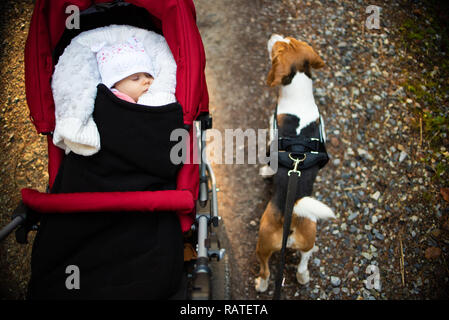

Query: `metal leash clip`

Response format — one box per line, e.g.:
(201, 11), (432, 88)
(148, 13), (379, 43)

(288, 153), (306, 176)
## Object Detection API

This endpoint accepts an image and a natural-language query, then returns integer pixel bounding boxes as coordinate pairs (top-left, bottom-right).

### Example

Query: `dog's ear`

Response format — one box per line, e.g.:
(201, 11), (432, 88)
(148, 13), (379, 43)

(287, 37), (325, 70)
(267, 41), (290, 87)
(266, 57), (282, 87)
(267, 38), (325, 86)
(308, 48), (325, 69)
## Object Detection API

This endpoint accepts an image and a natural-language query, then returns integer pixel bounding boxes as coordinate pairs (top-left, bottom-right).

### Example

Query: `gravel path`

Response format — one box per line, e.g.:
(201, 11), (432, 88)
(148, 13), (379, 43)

(0, 0), (44, 299)
(195, 0), (448, 300)
(0, 0), (448, 300)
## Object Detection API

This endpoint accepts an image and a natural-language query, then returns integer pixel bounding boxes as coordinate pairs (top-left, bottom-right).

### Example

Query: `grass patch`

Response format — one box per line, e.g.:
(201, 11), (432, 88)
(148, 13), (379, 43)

(398, 1), (449, 185)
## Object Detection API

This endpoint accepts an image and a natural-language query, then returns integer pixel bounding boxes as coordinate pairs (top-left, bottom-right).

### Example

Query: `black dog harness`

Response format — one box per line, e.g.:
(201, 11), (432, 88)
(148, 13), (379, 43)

(272, 104), (329, 171)
(272, 105), (329, 300)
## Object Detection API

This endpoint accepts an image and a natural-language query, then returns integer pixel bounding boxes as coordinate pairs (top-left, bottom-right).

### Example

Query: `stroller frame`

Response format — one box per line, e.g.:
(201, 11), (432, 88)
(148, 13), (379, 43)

(0, 0), (229, 300)
(188, 116), (229, 300)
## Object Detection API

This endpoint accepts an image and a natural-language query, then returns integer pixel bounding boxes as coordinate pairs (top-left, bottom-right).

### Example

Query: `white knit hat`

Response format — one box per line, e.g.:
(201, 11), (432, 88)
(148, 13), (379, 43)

(93, 37), (155, 88)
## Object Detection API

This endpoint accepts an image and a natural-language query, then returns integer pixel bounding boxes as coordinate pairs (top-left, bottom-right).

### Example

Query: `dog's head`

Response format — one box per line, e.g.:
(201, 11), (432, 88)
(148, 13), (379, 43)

(267, 34), (325, 87)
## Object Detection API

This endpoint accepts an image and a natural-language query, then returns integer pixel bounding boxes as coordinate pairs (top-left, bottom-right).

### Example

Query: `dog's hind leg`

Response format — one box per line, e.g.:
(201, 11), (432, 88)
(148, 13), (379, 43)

(296, 245), (318, 285)
(255, 203), (282, 293)
(255, 240), (273, 293)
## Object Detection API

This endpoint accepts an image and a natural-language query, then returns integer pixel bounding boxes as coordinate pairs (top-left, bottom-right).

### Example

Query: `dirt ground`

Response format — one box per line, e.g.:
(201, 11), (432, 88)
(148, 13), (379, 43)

(0, 0), (448, 300)
(196, 0), (448, 300)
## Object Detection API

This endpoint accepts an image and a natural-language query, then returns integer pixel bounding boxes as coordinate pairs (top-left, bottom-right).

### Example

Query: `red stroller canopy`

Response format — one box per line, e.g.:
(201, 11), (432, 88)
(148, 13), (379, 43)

(25, 0), (209, 134)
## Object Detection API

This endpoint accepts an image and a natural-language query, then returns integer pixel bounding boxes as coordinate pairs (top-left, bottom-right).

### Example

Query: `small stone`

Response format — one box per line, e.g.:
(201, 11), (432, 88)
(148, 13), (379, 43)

(362, 252), (373, 260)
(399, 151), (408, 162)
(357, 148), (374, 161)
(348, 212), (359, 221)
(349, 225), (358, 233)
(375, 233), (385, 241)
(331, 276), (341, 287)
(362, 289), (372, 299)
(371, 191), (381, 201)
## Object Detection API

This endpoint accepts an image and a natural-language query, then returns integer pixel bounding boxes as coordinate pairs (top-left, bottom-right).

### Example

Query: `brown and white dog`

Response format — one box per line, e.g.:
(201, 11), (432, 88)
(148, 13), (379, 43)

(255, 34), (336, 293)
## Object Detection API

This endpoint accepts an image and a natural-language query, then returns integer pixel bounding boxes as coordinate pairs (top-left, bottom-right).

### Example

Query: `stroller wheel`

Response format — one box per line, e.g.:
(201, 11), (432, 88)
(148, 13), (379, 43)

(210, 254), (231, 300)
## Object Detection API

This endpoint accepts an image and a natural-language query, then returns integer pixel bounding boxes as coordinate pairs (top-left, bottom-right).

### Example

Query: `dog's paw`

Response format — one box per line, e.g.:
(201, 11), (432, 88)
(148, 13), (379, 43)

(296, 270), (310, 285)
(255, 276), (269, 292)
(259, 165), (276, 178)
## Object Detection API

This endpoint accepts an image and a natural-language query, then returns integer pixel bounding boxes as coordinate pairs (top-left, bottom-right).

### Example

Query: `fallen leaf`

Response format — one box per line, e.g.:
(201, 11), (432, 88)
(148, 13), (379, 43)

(442, 216), (449, 232)
(425, 247), (441, 260)
(330, 137), (340, 148)
(430, 229), (441, 238)
(441, 188), (449, 202)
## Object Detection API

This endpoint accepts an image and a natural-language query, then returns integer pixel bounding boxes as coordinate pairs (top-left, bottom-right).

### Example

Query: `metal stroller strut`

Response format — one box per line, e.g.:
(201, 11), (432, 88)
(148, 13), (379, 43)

(190, 116), (226, 300)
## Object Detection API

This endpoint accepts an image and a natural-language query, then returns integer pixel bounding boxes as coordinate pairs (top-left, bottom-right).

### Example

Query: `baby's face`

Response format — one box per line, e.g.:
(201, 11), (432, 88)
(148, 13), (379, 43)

(114, 72), (154, 102)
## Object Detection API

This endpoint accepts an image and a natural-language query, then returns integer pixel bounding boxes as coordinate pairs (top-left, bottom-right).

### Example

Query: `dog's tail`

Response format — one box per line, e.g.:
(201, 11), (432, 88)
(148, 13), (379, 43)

(293, 197), (335, 222)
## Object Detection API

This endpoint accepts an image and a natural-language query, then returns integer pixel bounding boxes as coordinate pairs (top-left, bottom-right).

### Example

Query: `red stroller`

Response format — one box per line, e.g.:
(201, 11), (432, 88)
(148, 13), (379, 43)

(0, 0), (228, 299)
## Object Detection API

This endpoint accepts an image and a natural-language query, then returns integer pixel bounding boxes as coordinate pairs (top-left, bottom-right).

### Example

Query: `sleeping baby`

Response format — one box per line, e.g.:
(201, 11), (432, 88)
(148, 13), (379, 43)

(51, 25), (178, 157)
(94, 37), (155, 104)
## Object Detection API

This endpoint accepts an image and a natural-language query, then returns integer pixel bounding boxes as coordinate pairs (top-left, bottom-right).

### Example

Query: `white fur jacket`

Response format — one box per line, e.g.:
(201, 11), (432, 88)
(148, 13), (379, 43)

(52, 25), (177, 156)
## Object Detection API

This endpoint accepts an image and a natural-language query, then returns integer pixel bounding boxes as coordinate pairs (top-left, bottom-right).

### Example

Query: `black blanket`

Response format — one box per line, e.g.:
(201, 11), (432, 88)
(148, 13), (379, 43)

(28, 84), (185, 299)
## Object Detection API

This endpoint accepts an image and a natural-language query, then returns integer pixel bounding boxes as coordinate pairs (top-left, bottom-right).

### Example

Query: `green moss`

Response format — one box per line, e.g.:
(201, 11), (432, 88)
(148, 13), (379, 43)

(435, 162), (448, 177)
(398, 3), (449, 186)
(422, 191), (433, 202)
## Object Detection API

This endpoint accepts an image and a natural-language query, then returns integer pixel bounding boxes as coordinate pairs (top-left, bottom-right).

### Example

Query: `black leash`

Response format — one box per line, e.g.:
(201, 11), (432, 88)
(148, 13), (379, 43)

(271, 104), (329, 299)
(273, 153), (305, 300)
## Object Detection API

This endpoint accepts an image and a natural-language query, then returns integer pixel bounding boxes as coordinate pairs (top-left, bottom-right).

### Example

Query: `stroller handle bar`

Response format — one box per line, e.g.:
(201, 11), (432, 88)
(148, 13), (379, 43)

(20, 188), (195, 215)
(0, 188), (195, 242)
(0, 216), (25, 242)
